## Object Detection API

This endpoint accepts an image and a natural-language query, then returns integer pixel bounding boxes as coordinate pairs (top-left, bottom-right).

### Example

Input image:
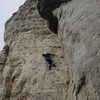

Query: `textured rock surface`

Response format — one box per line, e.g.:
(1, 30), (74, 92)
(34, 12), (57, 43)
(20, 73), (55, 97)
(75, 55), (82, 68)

(37, 0), (71, 33)
(0, 0), (100, 100)
(0, 0), (67, 100)
(54, 0), (100, 99)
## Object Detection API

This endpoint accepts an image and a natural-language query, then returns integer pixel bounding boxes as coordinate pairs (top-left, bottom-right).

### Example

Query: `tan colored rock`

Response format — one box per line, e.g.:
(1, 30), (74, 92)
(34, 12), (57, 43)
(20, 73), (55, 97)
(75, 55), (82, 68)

(0, 0), (100, 100)
(54, 0), (100, 99)
(1, 0), (67, 100)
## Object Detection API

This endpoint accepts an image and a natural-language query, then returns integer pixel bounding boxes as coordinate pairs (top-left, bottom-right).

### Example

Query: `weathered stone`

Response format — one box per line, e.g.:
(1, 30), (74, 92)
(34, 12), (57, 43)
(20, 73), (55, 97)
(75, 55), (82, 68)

(54, 0), (100, 99)
(0, 0), (67, 100)
(0, 0), (100, 100)
(37, 0), (71, 33)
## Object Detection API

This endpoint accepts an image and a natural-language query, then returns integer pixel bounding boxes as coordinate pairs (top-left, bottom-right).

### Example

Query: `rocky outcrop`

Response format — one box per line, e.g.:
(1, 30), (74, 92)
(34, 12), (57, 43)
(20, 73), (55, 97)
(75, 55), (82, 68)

(0, 0), (67, 100)
(37, 0), (71, 33)
(0, 0), (100, 100)
(53, 0), (100, 99)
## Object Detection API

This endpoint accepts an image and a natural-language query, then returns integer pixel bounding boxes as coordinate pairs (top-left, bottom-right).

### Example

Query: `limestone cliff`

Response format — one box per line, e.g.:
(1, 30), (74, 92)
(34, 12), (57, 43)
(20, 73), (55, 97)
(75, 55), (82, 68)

(0, 0), (100, 100)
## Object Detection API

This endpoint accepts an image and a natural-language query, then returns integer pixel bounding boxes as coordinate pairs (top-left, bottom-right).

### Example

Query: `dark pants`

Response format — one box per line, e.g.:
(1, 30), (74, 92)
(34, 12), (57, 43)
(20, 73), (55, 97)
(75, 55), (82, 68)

(46, 59), (56, 70)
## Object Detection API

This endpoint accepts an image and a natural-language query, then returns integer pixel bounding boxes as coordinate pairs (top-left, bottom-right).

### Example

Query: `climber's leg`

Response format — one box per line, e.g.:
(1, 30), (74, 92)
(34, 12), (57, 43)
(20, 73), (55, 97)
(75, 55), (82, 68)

(46, 59), (52, 70)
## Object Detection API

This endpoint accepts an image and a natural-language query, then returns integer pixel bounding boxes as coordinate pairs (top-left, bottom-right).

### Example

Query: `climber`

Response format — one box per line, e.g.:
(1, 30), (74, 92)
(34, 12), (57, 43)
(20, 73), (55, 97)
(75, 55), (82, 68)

(42, 53), (56, 70)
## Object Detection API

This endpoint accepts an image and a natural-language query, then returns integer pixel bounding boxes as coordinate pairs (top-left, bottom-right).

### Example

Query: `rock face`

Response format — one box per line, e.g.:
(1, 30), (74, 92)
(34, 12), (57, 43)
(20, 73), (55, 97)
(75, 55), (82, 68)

(0, 0), (100, 100)
(54, 0), (100, 99)
(0, 0), (67, 100)
(37, 0), (71, 33)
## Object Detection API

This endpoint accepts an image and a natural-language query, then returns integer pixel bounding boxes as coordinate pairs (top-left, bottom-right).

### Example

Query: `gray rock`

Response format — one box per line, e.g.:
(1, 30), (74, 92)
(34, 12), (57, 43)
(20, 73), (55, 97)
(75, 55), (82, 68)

(54, 0), (100, 99)
(0, 0), (100, 100)
(37, 0), (72, 33)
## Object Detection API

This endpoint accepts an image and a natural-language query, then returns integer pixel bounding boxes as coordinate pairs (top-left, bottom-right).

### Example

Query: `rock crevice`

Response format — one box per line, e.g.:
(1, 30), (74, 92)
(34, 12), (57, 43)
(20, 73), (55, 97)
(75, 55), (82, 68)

(37, 0), (72, 34)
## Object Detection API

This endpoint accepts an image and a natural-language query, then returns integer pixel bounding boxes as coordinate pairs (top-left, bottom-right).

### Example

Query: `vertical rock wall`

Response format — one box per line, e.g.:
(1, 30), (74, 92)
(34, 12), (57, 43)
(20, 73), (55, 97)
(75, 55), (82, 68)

(54, 0), (100, 100)
(0, 0), (100, 100)
(0, 0), (67, 100)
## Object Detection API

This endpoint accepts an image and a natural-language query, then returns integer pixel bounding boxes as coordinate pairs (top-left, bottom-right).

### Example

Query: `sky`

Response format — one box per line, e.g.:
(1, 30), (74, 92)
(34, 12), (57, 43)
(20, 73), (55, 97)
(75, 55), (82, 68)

(0, 0), (26, 51)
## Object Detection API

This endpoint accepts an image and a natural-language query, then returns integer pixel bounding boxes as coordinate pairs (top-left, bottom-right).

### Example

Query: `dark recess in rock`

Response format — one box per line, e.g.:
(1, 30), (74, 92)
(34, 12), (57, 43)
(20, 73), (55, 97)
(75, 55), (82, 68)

(37, 0), (71, 34)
